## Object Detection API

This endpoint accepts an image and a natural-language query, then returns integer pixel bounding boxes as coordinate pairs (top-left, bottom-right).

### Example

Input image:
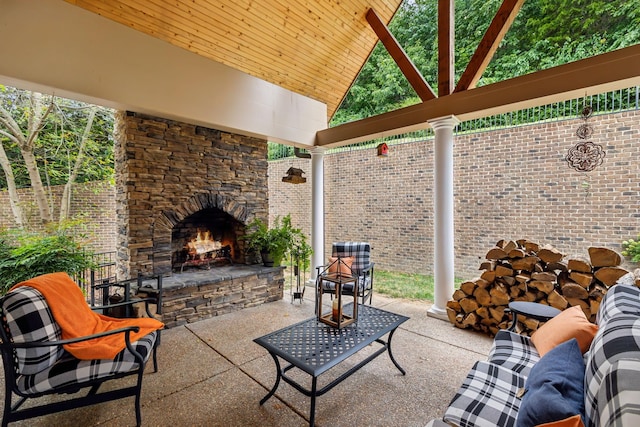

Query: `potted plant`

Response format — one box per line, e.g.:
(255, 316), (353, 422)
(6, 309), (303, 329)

(244, 214), (308, 267)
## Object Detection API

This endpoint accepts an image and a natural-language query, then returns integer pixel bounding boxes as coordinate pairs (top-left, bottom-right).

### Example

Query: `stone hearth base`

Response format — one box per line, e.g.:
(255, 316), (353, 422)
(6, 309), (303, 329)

(148, 265), (284, 328)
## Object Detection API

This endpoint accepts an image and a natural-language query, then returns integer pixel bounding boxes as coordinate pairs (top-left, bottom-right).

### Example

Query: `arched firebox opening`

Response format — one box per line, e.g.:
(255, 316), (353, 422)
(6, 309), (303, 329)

(171, 207), (246, 271)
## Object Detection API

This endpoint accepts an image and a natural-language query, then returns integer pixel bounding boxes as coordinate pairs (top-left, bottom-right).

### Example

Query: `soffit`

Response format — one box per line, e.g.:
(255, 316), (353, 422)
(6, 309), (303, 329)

(63, 0), (403, 120)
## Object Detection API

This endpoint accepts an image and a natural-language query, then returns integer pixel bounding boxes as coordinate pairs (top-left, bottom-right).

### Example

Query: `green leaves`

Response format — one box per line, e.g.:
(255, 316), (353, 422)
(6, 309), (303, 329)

(622, 235), (640, 264)
(332, 0), (640, 125)
(0, 224), (97, 294)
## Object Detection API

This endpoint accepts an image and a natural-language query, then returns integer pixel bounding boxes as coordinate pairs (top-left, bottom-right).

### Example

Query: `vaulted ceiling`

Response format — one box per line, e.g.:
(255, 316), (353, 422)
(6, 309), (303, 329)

(64, 0), (402, 119)
(2, 1), (639, 148)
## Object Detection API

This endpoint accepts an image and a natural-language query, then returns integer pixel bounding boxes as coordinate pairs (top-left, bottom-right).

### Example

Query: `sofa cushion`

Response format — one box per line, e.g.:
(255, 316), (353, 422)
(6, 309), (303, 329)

(1, 287), (64, 375)
(516, 338), (585, 427)
(488, 330), (540, 378)
(595, 279), (640, 327)
(443, 361), (524, 427)
(584, 314), (640, 427)
(530, 305), (598, 357)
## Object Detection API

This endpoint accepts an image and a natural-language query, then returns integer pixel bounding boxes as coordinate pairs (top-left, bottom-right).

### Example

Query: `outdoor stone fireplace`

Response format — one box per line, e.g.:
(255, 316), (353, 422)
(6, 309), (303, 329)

(114, 111), (283, 327)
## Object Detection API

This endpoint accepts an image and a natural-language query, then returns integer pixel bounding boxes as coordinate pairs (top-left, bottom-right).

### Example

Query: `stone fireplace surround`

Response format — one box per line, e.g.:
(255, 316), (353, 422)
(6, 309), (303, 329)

(114, 112), (283, 327)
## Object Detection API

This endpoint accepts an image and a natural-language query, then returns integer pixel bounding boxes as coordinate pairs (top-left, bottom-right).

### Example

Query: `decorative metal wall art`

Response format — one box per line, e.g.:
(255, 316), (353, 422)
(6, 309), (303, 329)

(565, 105), (606, 172)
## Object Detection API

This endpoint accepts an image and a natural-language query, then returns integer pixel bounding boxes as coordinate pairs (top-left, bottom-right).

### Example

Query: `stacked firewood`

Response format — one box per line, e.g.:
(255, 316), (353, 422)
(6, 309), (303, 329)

(447, 239), (640, 336)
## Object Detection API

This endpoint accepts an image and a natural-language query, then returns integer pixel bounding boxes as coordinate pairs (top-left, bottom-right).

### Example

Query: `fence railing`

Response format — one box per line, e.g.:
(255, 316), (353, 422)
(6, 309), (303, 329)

(268, 86), (640, 160)
(73, 250), (117, 302)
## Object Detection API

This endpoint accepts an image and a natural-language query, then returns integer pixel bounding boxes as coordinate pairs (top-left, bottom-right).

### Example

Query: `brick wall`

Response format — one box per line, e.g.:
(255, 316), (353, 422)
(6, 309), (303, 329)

(270, 110), (640, 278)
(0, 181), (116, 253)
(2, 110), (639, 280)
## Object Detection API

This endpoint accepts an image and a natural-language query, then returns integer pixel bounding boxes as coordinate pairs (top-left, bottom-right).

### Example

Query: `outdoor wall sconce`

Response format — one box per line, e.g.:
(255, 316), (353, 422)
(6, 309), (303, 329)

(377, 142), (389, 156)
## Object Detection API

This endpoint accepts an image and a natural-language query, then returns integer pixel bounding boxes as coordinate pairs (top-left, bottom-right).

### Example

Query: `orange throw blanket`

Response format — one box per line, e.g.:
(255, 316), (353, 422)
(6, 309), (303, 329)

(11, 272), (164, 361)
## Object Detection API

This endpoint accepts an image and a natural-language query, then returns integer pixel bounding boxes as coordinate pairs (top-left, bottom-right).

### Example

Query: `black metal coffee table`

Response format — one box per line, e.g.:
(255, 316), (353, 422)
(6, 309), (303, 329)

(254, 304), (409, 426)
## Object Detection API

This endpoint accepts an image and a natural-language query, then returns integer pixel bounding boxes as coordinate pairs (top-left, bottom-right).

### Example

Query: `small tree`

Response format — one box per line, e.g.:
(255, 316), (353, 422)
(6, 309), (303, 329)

(0, 85), (114, 227)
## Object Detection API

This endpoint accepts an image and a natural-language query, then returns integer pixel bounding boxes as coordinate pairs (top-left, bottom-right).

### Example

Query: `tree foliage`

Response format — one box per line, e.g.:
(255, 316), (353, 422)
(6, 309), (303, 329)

(0, 86), (114, 189)
(0, 221), (96, 294)
(331, 0), (640, 125)
(0, 86), (114, 226)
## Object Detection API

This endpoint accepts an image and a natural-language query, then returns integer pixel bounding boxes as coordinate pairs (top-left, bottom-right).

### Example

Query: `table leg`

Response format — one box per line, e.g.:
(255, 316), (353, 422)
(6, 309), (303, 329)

(309, 376), (317, 427)
(260, 353), (282, 405)
(386, 328), (406, 375)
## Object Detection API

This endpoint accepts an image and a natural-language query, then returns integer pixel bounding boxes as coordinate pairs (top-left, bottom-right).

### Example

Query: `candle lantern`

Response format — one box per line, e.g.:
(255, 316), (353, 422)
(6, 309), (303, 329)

(315, 256), (358, 328)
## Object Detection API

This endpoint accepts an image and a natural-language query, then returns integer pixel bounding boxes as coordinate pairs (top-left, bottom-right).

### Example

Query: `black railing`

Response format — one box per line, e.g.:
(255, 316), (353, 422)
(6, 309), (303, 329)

(268, 86), (640, 159)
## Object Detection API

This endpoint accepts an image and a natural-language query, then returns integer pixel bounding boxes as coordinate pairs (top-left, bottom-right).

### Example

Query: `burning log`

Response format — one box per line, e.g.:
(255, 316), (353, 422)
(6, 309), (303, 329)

(447, 239), (635, 336)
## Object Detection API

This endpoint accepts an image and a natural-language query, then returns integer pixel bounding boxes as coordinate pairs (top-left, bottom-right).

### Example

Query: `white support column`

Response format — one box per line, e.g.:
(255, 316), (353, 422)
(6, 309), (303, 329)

(309, 147), (326, 282)
(428, 115), (459, 320)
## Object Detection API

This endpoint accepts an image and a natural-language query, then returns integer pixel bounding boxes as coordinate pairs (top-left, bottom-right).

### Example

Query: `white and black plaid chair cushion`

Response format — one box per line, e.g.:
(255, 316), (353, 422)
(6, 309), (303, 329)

(331, 242), (371, 274)
(443, 361), (524, 427)
(2, 285), (159, 396)
(595, 358), (640, 427)
(585, 314), (640, 427)
(487, 330), (540, 378)
(595, 275), (640, 327)
(2, 287), (64, 375)
(321, 242), (373, 294)
(16, 331), (157, 395)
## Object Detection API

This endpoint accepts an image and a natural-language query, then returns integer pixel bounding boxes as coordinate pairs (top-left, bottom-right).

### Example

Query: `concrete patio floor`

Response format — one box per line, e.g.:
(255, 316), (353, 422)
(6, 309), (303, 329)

(1, 288), (494, 427)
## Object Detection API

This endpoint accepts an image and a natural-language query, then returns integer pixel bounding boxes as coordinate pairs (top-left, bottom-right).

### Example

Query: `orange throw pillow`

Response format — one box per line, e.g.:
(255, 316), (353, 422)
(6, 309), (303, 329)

(531, 305), (598, 357)
(328, 256), (354, 275)
(536, 414), (585, 427)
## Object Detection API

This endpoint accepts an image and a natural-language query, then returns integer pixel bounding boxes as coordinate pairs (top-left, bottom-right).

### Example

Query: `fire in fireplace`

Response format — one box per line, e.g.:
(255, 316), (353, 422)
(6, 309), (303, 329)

(171, 207), (246, 272)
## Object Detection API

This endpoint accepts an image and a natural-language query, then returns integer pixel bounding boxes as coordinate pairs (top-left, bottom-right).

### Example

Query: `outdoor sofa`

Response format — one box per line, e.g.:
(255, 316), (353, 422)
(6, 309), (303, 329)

(428, 272), (640, 427)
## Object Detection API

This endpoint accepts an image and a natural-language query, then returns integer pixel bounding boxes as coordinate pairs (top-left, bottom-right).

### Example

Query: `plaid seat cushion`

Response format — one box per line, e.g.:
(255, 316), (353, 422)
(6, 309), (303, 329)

(332, 242), (371, 275)
(1, 287), (64, 375)
(443, 361), (525, 427)
(596, 359), (640, 427)
(487, 330), (540, 378)
(595, 279), (640, 327)
(584, 315), (640, 427)
(16, 330), (157, 395)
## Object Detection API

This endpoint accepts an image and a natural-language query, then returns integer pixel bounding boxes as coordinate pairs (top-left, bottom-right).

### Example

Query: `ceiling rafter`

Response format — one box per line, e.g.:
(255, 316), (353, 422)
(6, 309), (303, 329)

(316, 44), (640, 147)
(455, 0), (525, 92)
(366, 7), (436, 101)
(437, 0), (455, 97)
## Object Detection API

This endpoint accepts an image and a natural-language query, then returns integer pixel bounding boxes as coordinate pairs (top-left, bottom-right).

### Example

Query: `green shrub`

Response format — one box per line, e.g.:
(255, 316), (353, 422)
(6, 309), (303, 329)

(0, 223), (97, 294)
(622, 235), (640, 264)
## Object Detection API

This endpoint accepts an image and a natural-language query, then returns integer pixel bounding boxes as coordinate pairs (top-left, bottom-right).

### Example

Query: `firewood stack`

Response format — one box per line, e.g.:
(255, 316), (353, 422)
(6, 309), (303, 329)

(446, 239), (640, 336)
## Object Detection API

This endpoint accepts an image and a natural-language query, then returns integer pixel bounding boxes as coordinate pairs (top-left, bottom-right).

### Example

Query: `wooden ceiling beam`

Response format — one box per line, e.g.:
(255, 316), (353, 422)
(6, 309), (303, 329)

(366, 8), (436, 101)
(438, 0), (455, 96)
(315, 43), (640, 147)
(455, 0), (525, 92)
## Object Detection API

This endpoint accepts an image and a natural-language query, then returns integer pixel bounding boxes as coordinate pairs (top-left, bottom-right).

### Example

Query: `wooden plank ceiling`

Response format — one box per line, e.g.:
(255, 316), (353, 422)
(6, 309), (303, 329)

(64, 0), (403, 119)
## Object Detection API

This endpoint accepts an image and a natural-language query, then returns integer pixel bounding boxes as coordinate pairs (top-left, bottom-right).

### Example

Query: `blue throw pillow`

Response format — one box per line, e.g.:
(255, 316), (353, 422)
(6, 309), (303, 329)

(516, 338), (585, 427)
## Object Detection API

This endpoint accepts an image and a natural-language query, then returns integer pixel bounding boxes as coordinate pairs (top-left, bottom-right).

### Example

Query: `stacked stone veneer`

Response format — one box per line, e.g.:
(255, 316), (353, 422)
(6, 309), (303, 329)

(114, 112), (283, 322)
(114, 111), (269, 278)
